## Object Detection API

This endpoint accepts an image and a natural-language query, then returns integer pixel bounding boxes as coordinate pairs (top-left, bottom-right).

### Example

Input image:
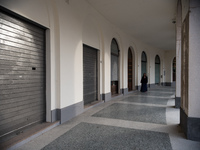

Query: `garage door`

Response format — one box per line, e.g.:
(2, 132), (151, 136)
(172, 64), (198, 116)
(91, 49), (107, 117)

(83, 45), (98, 105)
(0, 11), (46, 139)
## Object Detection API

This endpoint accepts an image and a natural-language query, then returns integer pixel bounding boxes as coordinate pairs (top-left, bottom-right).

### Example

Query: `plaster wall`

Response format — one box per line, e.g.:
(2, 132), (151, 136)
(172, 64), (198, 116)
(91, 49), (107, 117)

(0, 0), (175, 120)
(163, 51), (176, 83)
(188, 1), (200, 117)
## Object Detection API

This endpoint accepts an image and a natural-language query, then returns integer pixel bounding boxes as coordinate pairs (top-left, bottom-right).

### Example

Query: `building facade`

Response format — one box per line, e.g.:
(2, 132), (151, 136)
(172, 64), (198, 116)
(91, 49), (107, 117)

(0, 0), (199, 142)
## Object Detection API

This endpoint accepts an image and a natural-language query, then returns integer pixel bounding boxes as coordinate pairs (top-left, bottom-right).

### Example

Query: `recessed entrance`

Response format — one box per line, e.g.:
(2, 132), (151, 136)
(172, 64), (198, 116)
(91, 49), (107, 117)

(111, 39), (120, 96)
(155, 55), (160, 84)
(128, 48), (133, 91)
(0, 10), (46, 142)
(141, 51), (147, 75)
(83, 44), (98, 105)
(173, 57), (176, 82)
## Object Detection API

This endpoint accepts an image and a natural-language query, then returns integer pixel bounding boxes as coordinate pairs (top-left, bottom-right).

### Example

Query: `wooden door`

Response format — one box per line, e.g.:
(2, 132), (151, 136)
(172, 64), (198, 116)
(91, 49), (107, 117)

(128, 49), (132, 91)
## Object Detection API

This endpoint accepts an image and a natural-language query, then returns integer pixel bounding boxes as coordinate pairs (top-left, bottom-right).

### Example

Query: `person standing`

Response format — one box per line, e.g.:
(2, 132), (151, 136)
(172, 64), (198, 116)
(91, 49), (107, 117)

(140, 73), (148, 92)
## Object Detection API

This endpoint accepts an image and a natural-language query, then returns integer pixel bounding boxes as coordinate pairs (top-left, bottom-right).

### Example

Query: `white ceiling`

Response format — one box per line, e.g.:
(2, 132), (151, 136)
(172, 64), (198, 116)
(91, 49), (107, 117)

(86, 0), (177, 51)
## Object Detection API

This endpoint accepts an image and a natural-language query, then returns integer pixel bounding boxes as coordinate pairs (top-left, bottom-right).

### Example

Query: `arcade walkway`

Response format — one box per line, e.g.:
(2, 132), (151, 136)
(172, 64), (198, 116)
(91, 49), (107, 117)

(16, 87), (200, 150)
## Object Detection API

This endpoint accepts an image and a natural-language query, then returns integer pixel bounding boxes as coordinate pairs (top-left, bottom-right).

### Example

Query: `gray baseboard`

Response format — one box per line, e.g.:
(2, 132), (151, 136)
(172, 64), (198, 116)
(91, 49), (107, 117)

(148, 84), (151, 88)
(171, 81), (176, 87)
(120, 89), (123, 94)
(149, 84), (156, 88)
(122, 88), (129, 95)
(137, 86), (141, 91)
(58, 101), (84, 124)
(180, 107), (200, 141)
(51, 109), (60, 122)
(166, 82), (172, 86)
(148, 84), (163, 88)
(175, 96), (181, 108)
(102, 92), (111, 102)
(161, 82), (172, 86)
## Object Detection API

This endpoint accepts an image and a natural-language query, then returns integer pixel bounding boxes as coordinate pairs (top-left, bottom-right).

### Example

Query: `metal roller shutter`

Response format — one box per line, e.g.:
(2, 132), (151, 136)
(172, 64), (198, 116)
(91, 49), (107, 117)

(83, 45), (98, 105)
(0, 11), (46, 140)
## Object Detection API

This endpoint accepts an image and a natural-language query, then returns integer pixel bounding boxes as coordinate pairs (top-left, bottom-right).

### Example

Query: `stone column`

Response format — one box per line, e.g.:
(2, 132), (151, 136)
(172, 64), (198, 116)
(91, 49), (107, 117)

(175, 0), (182, 108)
(180, 0), (200, 141)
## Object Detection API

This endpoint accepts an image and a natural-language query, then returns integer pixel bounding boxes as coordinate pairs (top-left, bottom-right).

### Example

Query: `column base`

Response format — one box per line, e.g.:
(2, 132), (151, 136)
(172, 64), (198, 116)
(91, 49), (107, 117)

(101, 92), (111, 102)
(122, 88), (128, 95)
(175, 96), (181, 108)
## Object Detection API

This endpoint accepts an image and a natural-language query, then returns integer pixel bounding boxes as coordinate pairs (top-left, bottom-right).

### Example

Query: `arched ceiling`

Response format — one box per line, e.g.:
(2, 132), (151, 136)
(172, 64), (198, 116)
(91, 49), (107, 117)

(86, 0), (178, 51)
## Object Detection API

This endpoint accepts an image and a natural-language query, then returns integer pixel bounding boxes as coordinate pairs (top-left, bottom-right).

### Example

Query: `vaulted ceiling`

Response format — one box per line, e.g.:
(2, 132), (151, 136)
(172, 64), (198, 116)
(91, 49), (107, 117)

(86, 0), (178, 51)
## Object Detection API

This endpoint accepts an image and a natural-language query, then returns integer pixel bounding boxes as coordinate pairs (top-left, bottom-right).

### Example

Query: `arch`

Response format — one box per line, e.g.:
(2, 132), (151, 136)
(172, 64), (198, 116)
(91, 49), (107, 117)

(128, 47), (136, 91)
(128, 48), (133, 91)
(173, 57), (176, 81)
(111, 38), (120, 95)
(141, 51), (147, 77)
(155, 55), (161, 84)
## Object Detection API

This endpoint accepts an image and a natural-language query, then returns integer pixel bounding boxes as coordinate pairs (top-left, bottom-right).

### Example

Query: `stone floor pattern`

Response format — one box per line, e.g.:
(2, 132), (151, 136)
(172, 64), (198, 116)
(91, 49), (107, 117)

(17, 86), (200, 150)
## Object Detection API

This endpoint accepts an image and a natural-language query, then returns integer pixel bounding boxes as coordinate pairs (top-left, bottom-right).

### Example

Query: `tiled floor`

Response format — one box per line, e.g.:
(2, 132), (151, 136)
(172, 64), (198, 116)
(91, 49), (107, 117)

(16, 86), (200, 150)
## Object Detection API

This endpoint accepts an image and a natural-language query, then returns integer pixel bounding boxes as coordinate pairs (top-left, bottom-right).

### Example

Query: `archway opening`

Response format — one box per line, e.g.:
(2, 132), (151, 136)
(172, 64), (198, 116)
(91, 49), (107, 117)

(111, 39), (120, 96)
(155, 55), (160, 85)
(128, 48), (133, 91)
(173, 57), (176, 81)
(141, 51), (147, 76)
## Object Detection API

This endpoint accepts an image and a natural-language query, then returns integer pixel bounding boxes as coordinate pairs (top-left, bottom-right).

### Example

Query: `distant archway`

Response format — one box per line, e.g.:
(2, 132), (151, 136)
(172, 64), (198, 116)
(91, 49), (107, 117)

(173, 57), (176, 81)
(141, 51), (147, 76)
(128, 48), (133, 91)
(111, 38), (120, 95)
(155, 55), (160, 84)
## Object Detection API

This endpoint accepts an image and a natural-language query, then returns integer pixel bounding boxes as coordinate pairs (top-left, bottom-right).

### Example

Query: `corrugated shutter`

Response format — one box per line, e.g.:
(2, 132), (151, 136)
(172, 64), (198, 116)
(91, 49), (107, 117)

(0, 11), (46, 139)
(83, 45), (97, 105)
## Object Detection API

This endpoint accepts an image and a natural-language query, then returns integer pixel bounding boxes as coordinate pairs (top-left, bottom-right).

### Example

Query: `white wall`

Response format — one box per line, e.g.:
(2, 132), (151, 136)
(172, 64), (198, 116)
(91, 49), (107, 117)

(0, 0), (175, 119)
(163, 51), (176, 83)
(188, 1), (200, 117)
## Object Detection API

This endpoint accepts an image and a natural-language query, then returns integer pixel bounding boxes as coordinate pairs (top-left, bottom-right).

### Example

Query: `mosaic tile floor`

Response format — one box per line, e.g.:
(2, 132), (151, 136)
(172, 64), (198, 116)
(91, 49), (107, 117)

(16, 86), (200, 150)
(42, 122), (172, 150)
(92, 103), (167, 124)
(122, 96), (169, 105)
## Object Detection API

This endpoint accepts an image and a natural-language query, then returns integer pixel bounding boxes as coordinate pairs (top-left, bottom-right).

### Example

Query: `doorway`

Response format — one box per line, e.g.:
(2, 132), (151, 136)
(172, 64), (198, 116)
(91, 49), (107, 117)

(141, 51), (147, 76)
(173, 57), (176, 81)
(128, 48), (133, 91)
(83, 44), (98, 105)
(155, 55), (160, 84)
(111, 39), (120, 95)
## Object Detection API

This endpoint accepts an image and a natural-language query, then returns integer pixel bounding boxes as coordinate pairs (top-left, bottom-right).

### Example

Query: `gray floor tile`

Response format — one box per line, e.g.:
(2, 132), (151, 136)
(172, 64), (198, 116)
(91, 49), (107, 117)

(16, 86), (200, 150)
(92, 103), (166, 124)
(42, 122), (172, 150)
(122, 96), (169, 105)
(132, 91), (174, 98)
